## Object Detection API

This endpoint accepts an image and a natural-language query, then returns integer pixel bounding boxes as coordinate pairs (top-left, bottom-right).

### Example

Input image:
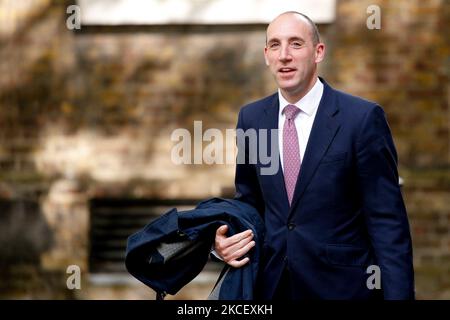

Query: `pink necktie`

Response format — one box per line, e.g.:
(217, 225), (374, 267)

(283, 104), (301, 206)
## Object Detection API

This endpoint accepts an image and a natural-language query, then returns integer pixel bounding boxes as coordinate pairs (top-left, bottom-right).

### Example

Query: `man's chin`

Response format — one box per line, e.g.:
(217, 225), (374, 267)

(278, 84), (308, 101)
(277, 81), (297, 91)
(279, 84), (301, 94)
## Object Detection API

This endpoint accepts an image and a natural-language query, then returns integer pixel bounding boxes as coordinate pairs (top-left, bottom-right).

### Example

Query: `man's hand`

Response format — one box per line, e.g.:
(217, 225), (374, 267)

(214, 225), (255, 268)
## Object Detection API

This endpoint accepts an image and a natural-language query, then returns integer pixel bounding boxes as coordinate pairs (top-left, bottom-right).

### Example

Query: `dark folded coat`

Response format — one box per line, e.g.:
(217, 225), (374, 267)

(125, 197), (265, 300)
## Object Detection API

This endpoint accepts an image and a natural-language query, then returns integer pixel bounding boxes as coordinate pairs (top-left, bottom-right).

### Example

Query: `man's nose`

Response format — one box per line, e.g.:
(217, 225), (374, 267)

(278, 45), (292, 62)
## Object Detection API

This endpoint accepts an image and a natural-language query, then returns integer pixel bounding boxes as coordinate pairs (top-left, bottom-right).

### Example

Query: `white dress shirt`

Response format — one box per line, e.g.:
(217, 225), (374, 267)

(278, 78), (324, 172)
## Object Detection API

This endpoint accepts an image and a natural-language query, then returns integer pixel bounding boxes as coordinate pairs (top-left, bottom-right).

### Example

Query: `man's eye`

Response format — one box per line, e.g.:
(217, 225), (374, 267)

(291, 42), (302, 48)
(269, 43), (280, 49)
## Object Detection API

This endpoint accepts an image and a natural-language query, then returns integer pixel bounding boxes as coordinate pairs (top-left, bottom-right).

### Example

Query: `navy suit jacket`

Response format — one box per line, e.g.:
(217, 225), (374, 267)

(125, 198), (265, 300)
(234, 77), (415, 299)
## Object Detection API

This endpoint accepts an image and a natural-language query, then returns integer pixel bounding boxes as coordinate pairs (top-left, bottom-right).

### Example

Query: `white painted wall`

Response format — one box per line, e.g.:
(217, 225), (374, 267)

(78, 0), (336, 25)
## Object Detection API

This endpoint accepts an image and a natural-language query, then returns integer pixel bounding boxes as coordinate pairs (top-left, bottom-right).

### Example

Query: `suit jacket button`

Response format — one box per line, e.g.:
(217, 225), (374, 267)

(288, 223), (295, 231)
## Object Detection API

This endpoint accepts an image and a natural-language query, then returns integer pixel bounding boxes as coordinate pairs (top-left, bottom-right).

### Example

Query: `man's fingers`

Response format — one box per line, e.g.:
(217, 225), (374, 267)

(224, 229), (253, 247)
(216, 225), (228, 237)
(228, 257), (250, 268)
(227, 240), (255, 262)
(214, 227), (255, 268)
(222, 235), (254, 258)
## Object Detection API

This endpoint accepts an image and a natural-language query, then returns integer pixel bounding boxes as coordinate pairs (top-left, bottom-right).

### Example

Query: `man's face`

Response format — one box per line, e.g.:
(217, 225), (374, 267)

(264, 14), (324, 100)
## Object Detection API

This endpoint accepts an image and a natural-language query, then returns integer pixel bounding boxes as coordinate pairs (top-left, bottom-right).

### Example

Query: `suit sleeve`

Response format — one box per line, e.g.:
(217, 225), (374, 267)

(356, 105), (415, 300)
(234, 108), (265, 216)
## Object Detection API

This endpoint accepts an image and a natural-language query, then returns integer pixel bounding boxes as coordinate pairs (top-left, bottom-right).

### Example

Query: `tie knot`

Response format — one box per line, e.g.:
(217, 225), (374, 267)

(283, 104), (300, 120)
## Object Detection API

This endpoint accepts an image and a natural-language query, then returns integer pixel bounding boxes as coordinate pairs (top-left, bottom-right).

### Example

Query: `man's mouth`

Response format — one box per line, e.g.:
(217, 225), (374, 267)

(278, 67), (296, 75)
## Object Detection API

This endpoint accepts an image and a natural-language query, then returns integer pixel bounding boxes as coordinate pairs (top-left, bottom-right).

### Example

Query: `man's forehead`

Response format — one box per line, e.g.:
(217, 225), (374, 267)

(266, 14), (311, 38)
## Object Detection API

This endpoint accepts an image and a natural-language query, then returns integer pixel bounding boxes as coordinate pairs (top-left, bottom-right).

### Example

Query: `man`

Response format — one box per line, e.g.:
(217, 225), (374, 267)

(214, 11), (414, 299)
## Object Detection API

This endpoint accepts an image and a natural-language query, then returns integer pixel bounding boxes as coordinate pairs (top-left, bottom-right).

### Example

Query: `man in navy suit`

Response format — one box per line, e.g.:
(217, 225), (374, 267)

(214, 11), (414, 299)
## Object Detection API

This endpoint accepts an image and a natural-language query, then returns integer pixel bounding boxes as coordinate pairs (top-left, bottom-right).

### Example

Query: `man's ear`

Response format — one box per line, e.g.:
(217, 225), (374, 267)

(315, 43), (325, 63)
(264, 47), (269, 66)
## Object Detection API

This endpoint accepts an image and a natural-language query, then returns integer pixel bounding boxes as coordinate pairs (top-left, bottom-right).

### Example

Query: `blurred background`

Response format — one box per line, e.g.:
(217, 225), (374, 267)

(0, 0), (448, 299)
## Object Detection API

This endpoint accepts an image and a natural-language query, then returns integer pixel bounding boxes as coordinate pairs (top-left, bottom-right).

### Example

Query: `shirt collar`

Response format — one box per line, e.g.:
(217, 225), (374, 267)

(278, 77), (324, 117)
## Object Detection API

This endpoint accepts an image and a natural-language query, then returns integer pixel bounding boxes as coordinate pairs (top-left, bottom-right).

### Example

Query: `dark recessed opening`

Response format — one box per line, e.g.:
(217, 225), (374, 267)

(88, 198), (223, 274)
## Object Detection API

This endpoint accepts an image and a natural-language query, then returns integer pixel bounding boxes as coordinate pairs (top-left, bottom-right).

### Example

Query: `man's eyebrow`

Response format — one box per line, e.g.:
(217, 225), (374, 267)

(266, 36), (306, 44)
(288, 36), (306, 42)
(266, 37), (280, 44)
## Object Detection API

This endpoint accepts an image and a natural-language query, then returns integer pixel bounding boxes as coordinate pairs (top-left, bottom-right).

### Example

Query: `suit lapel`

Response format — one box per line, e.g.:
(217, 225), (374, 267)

(288, 79), (341, 218)
(259, 94), (290, 206)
